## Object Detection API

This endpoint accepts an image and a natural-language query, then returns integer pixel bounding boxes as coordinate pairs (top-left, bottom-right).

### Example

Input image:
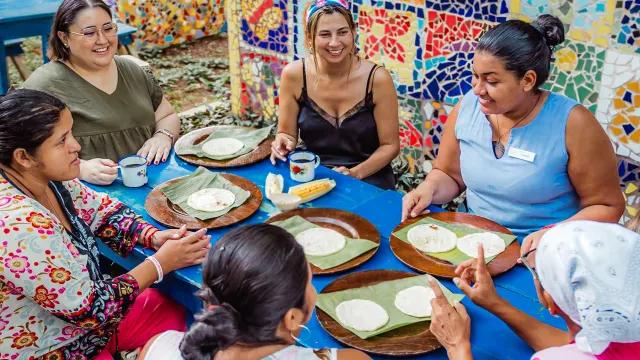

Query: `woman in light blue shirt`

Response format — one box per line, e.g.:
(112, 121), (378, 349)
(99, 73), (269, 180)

(402, 14), (623, 262)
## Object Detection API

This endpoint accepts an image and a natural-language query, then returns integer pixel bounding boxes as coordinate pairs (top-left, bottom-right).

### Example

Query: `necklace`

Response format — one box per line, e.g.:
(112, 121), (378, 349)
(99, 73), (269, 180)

(490, 93), (541, 159)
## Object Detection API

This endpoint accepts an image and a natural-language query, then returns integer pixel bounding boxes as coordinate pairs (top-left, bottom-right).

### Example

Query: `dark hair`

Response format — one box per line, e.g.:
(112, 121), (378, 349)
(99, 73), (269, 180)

(476, 14), (565, 89)
(48, 0), (113, 61)
(180, 224), (309, 360)
(0, 89), (66, 165)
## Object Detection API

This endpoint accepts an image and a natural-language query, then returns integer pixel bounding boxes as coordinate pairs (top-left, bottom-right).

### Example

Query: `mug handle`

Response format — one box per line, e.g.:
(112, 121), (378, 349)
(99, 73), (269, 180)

(313, 155), (320, 168)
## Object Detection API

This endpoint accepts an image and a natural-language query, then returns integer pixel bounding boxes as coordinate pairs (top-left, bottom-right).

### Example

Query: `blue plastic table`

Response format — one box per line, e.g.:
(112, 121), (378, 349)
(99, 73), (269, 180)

(89, 153), (566, 359)
(0, 0), (60, 94)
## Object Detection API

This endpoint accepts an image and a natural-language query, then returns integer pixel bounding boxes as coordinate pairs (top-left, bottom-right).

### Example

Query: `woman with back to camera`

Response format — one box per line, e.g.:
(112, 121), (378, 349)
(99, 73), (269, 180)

(24, 0), (181, 185)
(140, 224), (370, 360)
(0, 89), (210, 359)
(402, 15), (624, 263)
(270, 0), (400, 189)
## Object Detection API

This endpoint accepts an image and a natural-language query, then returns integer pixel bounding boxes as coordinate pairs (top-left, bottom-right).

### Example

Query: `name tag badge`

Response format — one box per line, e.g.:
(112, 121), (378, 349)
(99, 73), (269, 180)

(508, 147), (536, 162)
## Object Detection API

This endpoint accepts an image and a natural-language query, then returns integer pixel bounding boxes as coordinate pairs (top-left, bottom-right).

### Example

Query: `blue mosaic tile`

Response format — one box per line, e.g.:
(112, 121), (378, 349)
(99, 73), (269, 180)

(425, 0), (509, 23)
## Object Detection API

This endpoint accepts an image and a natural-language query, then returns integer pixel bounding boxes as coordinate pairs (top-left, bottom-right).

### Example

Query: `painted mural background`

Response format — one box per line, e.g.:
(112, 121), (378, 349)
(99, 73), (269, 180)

(105, 0), (225, 48)
(228, 0), (639, 222)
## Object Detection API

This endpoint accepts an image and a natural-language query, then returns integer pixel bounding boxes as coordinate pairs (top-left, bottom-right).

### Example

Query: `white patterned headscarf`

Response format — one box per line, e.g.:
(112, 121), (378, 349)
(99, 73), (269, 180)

(537, 221), (640, 355)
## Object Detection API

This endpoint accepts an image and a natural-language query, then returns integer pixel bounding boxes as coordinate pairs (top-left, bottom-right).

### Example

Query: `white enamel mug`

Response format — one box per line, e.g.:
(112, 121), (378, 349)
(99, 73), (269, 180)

(119, 155), (148, 187)
(288, 151), (320, 182)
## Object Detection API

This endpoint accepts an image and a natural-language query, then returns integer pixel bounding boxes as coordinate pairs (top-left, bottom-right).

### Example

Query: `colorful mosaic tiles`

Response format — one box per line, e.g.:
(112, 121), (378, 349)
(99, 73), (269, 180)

(422, 101), (452, 160)
(426, 0), (509, 22)
(597, 49), (640, 161)
(618, 156), (640, 223)
(240, 0), (290, 55)
(239, 52), (286, 122)
(357, 6), (418, 86)
(543, 40), (605, 114)
(116, 0), (224, 48)
(398, 97), (425, 172)
(511, 0), (617, 48)
(422, 10), (492, 103)
(228, 0), (640, 211)
(614, 0), (640, 52)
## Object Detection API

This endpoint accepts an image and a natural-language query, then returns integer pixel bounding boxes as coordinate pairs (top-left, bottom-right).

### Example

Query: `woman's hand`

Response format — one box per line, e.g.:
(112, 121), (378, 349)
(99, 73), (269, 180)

(138, 133), (172, 165)
(151, 225), (188, 250)
(270, 133), (296, 164)
(519, 228), (549, 269)
(154, 228), (211, 273)
(428, 279), (472, 360)
(453, 245), (503, 311)
(401, 186), (433, 221)
(332, 166), (357, 178)
(80, 158), (118, 185)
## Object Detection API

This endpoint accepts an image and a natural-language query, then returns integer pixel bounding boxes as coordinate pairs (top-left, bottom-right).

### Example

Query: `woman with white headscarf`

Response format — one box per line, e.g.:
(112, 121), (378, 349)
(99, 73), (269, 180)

(425, 221), (640, 360)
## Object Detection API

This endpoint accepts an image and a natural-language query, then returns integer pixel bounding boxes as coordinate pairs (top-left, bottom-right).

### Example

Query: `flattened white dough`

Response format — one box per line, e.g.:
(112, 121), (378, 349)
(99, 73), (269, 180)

(394, 286), (435, 318)
(187, 188), (236, 212)
(456, 232), (506, 258)
(336, 299), (389, 331)
(407, 224), (457, 253)
(202, 137), (244, 156)
(295, 227), (346, 256)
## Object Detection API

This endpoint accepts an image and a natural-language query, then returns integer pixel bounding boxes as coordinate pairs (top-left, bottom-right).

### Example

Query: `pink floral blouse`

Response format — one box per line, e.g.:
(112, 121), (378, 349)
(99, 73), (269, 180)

(0, 177), (156, 359)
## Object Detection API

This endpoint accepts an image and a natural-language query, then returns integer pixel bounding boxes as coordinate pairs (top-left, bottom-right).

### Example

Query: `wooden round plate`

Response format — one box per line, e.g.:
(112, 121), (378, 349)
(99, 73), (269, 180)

(174, 125), (274, 168)
(145, 173), (262, 230)
(317, 270), (441, 356)
(266, 208), (379, 275)
(390, 212), (520, 278)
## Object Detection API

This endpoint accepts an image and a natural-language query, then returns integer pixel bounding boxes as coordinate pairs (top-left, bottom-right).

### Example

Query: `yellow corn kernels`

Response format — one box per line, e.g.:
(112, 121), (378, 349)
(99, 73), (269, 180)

(288, 179), (336, 202)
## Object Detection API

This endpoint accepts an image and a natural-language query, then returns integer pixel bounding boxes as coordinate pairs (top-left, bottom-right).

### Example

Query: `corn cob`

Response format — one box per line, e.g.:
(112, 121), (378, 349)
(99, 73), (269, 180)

(288, 178), (336, 202)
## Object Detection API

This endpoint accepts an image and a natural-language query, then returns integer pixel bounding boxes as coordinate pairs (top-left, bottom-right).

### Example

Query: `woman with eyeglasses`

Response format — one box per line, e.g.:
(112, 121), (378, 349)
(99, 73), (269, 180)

(23, 0), (180, 185)
(426, 221), (640, 360)
(401, 15), (624, 257)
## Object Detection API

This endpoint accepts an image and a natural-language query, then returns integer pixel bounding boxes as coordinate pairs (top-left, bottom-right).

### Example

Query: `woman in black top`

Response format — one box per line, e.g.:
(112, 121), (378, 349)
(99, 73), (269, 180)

(270, 0), (399, 189)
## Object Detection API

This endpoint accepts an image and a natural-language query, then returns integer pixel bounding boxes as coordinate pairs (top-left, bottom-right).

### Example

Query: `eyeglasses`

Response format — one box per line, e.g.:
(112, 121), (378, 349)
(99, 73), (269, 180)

(520, 248), (538, 281)
(68, 22), (118, 39)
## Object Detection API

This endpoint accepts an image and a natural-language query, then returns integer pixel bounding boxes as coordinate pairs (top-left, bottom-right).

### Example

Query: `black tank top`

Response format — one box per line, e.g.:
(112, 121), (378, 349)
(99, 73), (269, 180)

(296, 61), (395, 189)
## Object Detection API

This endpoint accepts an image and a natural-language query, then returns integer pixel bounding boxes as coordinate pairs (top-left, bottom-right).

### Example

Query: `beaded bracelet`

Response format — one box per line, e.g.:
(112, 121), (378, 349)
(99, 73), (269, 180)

(154, 128), (175, 143)
(143, 228), (159, 249)
(145, 255), (163, 284)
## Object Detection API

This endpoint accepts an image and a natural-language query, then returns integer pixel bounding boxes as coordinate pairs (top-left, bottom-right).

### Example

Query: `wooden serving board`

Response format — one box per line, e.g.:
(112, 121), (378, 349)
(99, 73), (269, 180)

(174, 125), (273, 168)
(266, 208), (379, 275)
(390, 212), (520, 278)
(317, 270), (442, 356)
(145, 173), (262, 230)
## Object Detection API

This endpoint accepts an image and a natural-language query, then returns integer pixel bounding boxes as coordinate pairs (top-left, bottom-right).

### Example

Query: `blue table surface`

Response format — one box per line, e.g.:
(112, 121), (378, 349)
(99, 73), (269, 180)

(88, 153), (565, 360)
(0, 0), (60, 22)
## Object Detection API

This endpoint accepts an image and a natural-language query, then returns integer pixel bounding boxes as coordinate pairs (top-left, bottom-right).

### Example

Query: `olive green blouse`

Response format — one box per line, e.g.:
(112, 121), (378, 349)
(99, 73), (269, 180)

(23, 56), (163, 161)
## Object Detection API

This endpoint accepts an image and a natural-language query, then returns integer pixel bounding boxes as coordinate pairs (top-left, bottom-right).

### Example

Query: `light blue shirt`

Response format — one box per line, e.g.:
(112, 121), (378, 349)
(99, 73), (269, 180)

(456, 91), (581, 239)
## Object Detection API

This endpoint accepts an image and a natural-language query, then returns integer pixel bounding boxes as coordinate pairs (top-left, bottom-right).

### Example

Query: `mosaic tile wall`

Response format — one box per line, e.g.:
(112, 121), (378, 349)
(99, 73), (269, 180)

(106, 0), (225, 48)
(227, 0), (640, 221)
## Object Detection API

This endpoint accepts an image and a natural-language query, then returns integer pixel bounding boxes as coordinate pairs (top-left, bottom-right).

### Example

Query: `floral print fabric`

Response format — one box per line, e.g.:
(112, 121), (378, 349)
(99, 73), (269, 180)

(0, 177), (156, 359)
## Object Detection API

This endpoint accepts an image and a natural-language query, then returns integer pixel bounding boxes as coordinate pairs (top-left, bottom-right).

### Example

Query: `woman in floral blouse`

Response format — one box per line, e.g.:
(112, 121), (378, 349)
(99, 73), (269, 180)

(0, 89), (211, 359)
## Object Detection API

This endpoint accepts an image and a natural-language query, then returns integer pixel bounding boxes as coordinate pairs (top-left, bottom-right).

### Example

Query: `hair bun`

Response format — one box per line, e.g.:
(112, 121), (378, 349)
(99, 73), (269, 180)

(533, 14), (565, 48)
(180, 305), (241, 360)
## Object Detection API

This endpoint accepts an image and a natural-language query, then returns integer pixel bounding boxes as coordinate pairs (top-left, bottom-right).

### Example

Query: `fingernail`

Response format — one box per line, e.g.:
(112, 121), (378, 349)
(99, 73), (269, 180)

(453, 278), (460, 287)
